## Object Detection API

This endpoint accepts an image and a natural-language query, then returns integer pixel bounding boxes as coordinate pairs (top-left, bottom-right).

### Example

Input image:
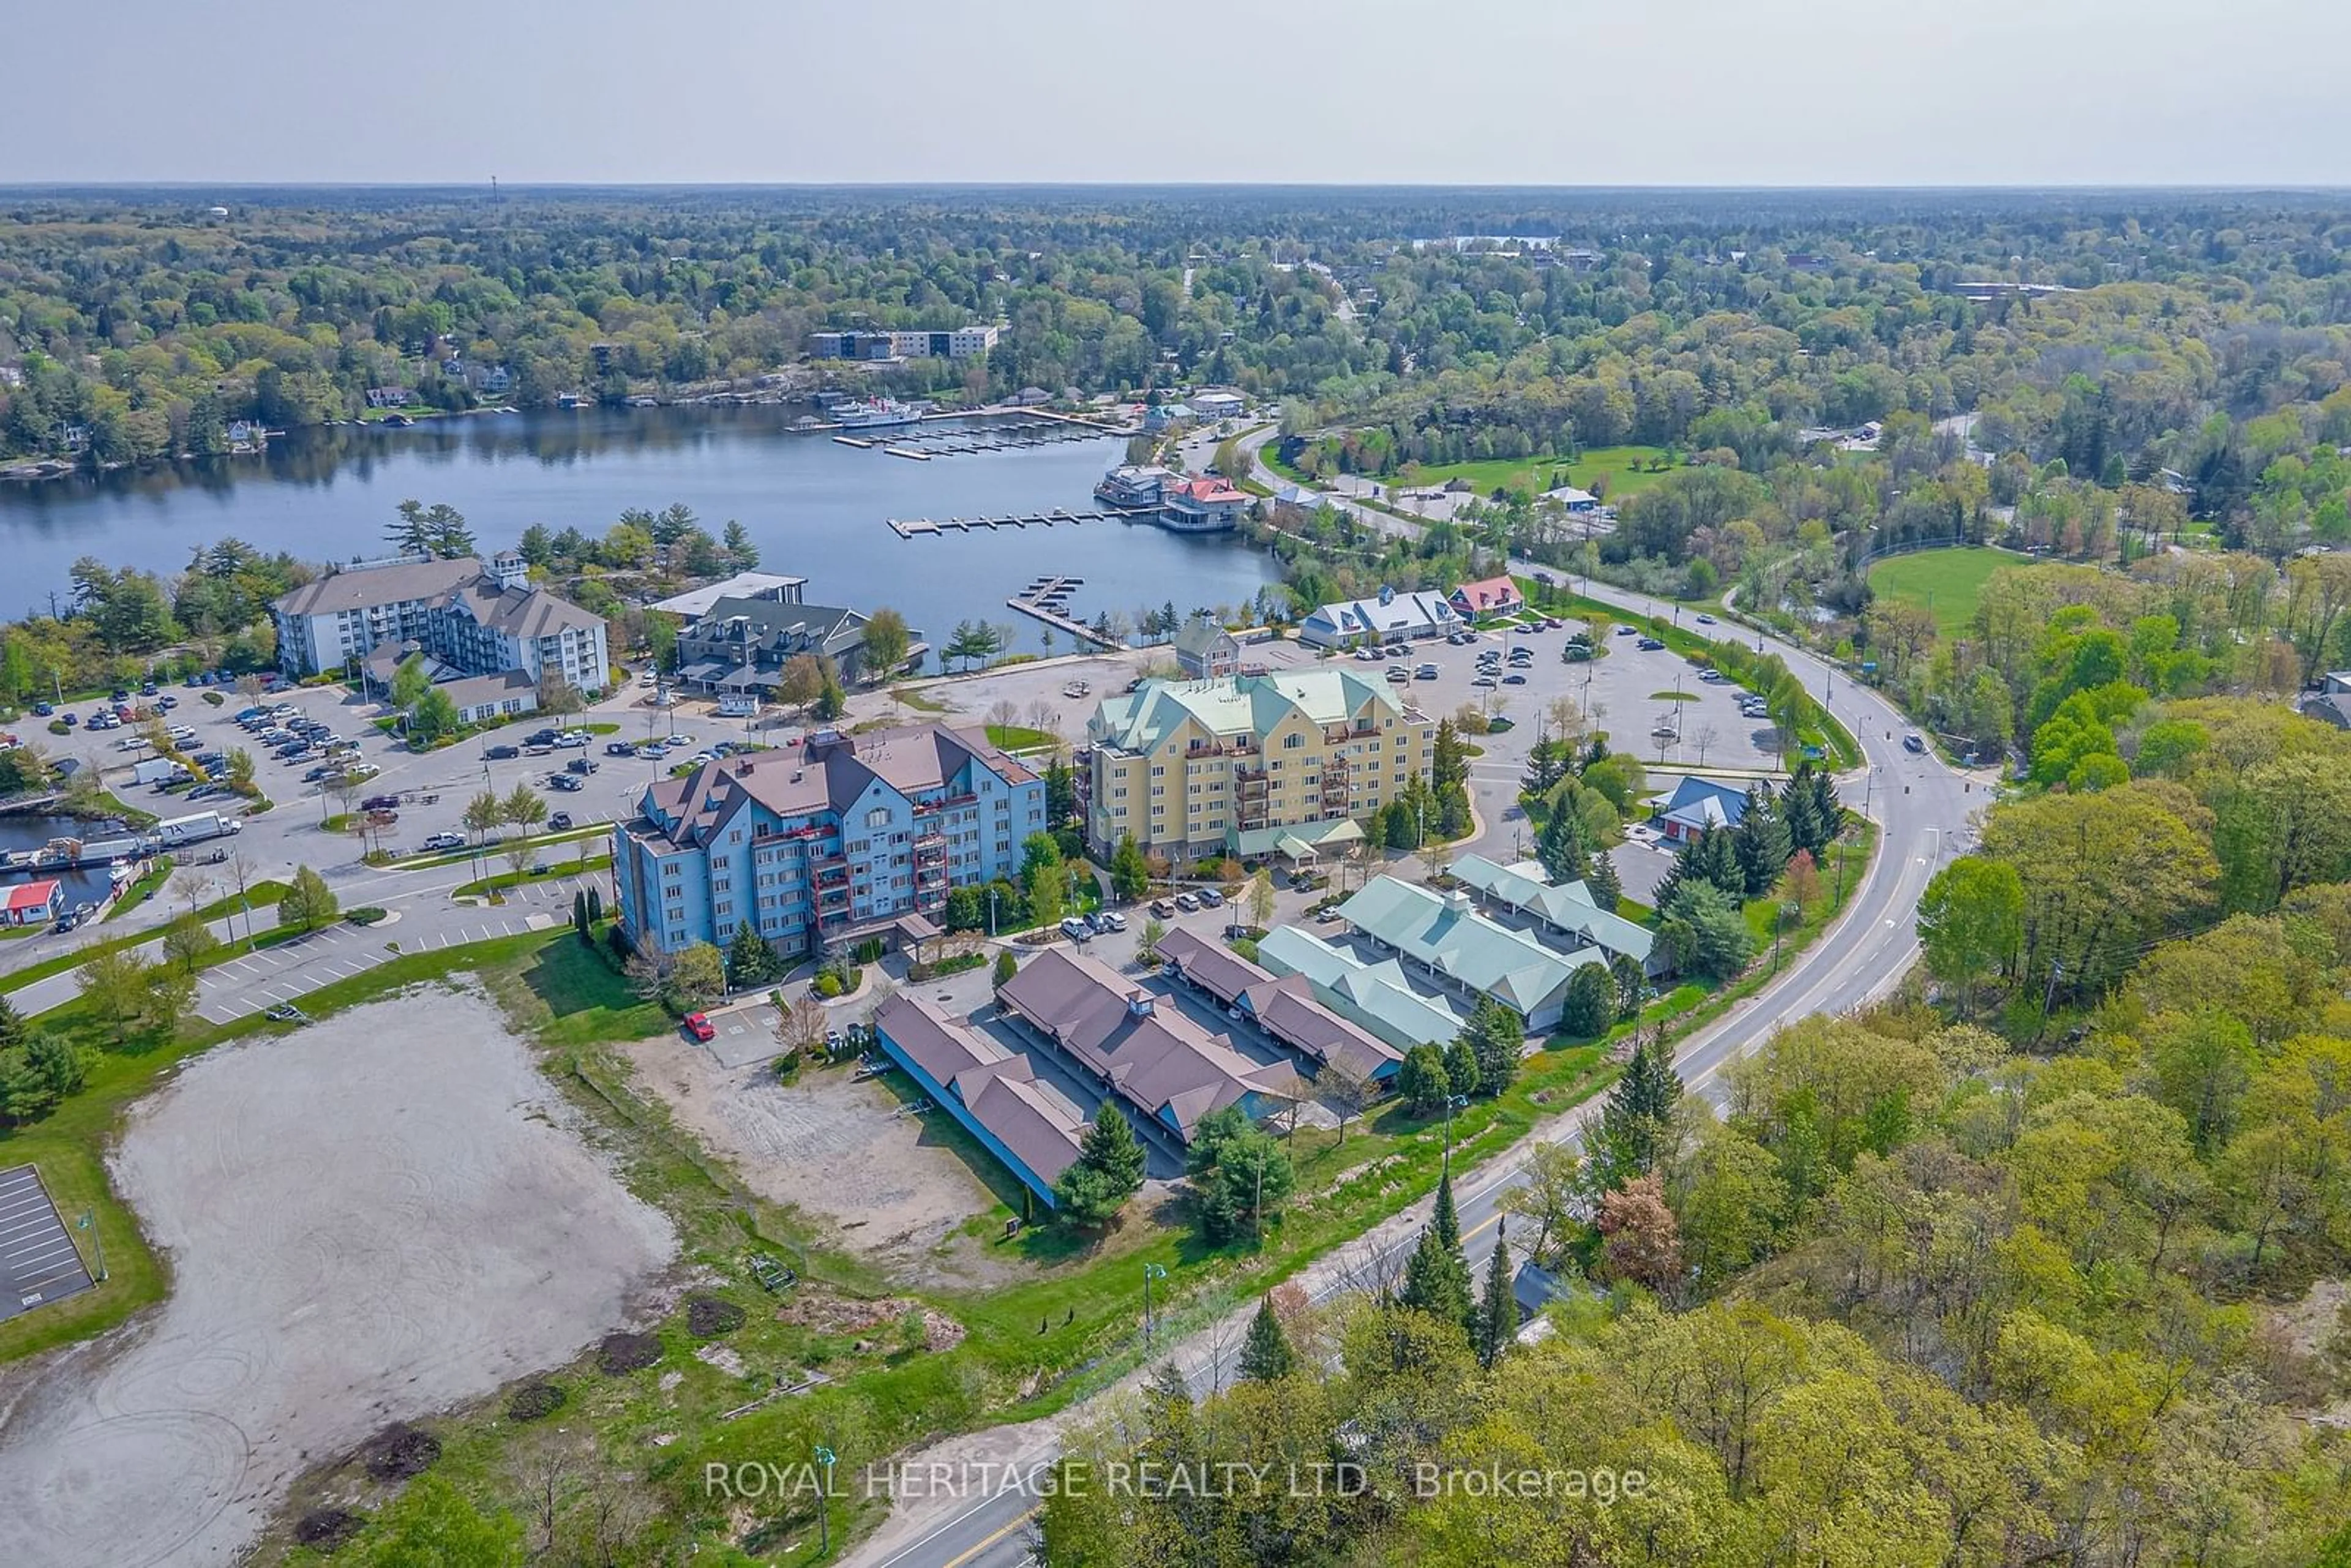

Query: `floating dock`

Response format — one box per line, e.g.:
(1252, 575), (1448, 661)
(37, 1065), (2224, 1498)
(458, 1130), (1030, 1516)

(1008, 576), (1122, 648)
(883, 446), (931, 460)
(887, 508), (1113, 539)
(831, 435), (874, 448)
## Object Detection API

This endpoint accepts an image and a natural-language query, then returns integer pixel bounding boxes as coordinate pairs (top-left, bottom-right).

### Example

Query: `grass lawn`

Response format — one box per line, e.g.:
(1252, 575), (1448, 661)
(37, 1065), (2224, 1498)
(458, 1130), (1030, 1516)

(0, 882), (290, 994)
(452, 853), (612, 900)
(984, 724), (1062, 752)
(101, 862), (173, 923)
(1867, 546), (2047, 639)
(1395, 443), (1676, 501)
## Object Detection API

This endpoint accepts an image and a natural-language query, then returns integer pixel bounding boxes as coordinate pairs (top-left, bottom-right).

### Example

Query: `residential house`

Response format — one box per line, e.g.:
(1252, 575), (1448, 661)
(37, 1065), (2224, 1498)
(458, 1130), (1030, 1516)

(612, 725), (1043, 960)
(1449, 575), (1526, 623)
(1080, 671), (1433, 863)
(1297, 586), (1460, 650)
(1651, 775), (1755, 843)
(364, 386), (413, 409)
(437, 669), (541, 726)
(870, 992), (1086, 1207)
(1172, 618), (1243, 680)
(1330, 875), (1606, 1033)
(994, 947), (1295, 1149)
(1155, 926), (1400, 1084)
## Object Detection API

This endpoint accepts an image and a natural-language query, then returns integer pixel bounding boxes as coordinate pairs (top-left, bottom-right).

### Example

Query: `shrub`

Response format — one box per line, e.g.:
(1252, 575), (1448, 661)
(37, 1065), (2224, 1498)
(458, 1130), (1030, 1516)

(772, 1053), (800, 1081)
(294, 1509), (362, 1550)
(596, 1331), (662, 1375)
(359, 1422), (441, 1481)
(201, 691), (225, 707)
(686, 1293), (748, 1338)
(345, 906), (388, 926)
(506, 1382), (567, 1422)
(813, 971), (842, 999)
(45, 719), (69, 736)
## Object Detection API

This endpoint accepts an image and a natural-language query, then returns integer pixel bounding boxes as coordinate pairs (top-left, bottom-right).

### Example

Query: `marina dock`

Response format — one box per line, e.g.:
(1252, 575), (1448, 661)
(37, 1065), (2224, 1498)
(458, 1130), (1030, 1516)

(1008, 576), (1122, 648)
(888, 508), (1113, 539)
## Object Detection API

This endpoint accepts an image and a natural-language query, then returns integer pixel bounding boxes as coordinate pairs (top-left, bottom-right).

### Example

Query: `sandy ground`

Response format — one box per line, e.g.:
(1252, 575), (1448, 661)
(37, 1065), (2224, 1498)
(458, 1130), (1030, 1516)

(0, 988), (677, 1568)
(627, 1032), (1011, 1288)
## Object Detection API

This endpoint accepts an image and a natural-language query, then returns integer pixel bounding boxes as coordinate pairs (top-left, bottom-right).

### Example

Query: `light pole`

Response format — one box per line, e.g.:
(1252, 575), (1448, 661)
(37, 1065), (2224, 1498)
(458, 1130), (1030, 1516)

(812, 1444), (837, 1555)
(75, 1209), (107, 1281)
(1142, 1261), (1168, 1345)
(1442, 1092), (1469, 1175)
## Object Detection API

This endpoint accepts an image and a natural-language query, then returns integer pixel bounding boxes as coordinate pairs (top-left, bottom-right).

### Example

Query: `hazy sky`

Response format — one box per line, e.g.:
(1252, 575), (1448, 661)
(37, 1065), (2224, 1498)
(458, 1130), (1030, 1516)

(9, 0), (2350, 187)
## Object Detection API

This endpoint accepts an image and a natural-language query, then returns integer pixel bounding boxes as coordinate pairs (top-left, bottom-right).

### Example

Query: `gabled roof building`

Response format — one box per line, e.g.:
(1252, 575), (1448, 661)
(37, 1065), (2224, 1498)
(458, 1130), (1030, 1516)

(1153, 926), (1401, 1084)
(870, 992), (1086, 1206)
(995, 947), (1296, 1147)
(1297, 587), (1459, 649)
(1651, 775), (1755, 842)
(1450, 854), (1663, 974)
(613, 724), (1043, 961)
(1330, 875), (1605, 1032)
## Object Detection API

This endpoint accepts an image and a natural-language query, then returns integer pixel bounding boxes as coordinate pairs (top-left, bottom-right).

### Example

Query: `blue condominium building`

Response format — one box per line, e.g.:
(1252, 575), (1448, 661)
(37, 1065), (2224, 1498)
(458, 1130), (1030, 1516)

(613, 725), (1045, 960)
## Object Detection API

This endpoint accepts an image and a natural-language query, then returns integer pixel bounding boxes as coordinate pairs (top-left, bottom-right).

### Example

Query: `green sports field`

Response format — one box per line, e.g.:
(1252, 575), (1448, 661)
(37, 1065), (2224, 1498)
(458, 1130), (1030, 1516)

(1867, 547), (2046, 637)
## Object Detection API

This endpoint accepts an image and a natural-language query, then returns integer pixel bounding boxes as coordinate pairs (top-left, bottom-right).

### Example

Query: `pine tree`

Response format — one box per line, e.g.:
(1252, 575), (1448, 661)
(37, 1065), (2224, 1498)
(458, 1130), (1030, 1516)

(1237, 1296), (1295, 1382)
(1433, 1168), (1463, 1257)
(0, 993), (26, 1049)
(1464, 997), (1523, 1095)
(1535, 805), (1591, 886)
(1475, 1232), (1516, 1369)
(1399, 1223), (1474, 1329)
(1690, 823), (1744, 898)
(1733, 785), (1793, 896)
(1586, 849), (1622, 912)
(1589, 1038), (1683, 1191)
(1056, 1108), (1147, 1227)
(1431, 719), (1468, 790)
(586, 886), (603, 925)
(572, 889), (590, 943)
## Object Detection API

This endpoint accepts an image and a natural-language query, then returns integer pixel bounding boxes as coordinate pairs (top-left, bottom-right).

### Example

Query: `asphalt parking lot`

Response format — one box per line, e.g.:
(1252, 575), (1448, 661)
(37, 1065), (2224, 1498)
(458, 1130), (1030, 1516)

(0, 1163), (94, 1322)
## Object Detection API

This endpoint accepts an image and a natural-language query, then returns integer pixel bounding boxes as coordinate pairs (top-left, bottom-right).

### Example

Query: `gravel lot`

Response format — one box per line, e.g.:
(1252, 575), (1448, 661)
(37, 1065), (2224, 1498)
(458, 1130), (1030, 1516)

(0, 987), (676, 1568)
(627, 1029), (1018, 1289)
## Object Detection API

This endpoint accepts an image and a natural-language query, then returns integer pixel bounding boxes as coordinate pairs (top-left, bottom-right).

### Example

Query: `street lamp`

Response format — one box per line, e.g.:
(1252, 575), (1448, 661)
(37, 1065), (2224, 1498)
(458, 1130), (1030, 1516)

(1442, 1092), (1469, 1175)
(812, 1444), (837, 1555)
(75, 1209), (107, 1281)
(1142, 1261), (1168, 1345)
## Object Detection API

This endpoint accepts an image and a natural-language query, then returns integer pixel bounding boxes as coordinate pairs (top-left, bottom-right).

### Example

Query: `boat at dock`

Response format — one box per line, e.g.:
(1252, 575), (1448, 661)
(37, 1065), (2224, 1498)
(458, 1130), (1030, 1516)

(832, 396), (926, 430)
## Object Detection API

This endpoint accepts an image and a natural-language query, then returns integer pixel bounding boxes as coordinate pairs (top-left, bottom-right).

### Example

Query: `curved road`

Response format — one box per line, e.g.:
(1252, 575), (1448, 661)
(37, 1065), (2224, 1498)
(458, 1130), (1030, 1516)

(845, 450), (1985, 1568)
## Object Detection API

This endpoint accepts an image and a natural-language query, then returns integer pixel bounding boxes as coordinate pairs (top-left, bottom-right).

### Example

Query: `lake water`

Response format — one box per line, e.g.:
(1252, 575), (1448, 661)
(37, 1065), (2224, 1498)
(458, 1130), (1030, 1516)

(0, 407), (1280, 656)
(0, 814), (135, 903)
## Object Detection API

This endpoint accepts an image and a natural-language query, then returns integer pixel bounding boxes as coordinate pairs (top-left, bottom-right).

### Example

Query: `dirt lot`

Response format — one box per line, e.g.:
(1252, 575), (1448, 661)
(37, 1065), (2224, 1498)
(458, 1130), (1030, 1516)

(626, 1032), (1013, 1290)
(0, 987), (677, 1568)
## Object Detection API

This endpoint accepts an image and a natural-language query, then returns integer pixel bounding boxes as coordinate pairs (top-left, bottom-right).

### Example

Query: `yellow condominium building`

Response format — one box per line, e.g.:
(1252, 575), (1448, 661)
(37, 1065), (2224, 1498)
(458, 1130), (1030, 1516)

(1081, 670), (1435, 864)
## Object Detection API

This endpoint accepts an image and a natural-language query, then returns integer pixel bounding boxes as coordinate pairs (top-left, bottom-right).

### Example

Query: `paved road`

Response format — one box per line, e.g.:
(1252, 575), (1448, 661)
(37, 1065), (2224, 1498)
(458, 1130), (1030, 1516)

(842, 449), (1986, 1568)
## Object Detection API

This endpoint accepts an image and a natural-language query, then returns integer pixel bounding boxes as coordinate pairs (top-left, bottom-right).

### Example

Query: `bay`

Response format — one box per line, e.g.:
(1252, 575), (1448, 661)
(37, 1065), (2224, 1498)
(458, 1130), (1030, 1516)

(0, 407), (1280, 656)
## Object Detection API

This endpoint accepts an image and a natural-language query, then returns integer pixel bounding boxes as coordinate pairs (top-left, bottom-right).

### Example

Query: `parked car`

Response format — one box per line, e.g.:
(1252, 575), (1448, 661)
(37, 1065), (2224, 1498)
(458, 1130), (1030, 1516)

(547, 812), (573, 830)
(31, 701), (51, 716)
(1503, 673), (1528, 685)
(485, 745), (520, 760)
(682, 1012), (716, 1043)
(566, 757), (599, 775)
(1695, 612), (1717, 625)
(1616, 624), (1637, 637)
(1472, 675), (1499, 688)
(1197, 887), (1224, 908)
(1060, 915), (1092, 942)
(547, 774), (583, 792)
(422, 831), (466, 851)
(1637, 637), (1665, 651)
(1095, 910), (1127, 932)
(1174, 893), (1199, 912)
(361, 793), (400, 811)
(1149, 898), (1176, 918)
(302, 764), (340, 782)
(604, 741), (637, 756)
